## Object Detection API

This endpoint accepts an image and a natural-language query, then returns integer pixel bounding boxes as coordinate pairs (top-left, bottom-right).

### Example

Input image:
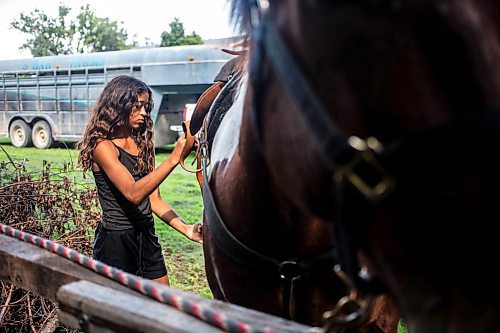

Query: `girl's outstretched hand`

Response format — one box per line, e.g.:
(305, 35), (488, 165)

(185, 222), (203, 244)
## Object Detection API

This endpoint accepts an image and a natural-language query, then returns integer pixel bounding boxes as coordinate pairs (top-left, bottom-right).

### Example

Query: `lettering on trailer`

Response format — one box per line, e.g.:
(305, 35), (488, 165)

(69, 58), (105, 68)
(22, 62), (52, 70)
(21, 57), (105, 71)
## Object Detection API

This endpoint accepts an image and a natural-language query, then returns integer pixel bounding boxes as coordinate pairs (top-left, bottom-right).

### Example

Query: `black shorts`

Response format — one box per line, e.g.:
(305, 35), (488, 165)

(93, 222), (167, 279)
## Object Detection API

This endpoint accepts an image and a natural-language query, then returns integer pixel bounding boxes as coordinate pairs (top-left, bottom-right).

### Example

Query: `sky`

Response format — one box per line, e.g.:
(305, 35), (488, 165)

(0, 0), (238, 61)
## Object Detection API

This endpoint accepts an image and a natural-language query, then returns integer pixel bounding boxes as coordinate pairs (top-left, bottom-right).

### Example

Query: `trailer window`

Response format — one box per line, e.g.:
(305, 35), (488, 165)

(88, 68), (104, 74)
(71, 69), (86, 75)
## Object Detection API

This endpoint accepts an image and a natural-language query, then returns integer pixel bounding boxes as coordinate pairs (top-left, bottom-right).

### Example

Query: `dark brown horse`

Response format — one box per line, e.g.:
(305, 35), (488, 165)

(196, 1), (500, 333)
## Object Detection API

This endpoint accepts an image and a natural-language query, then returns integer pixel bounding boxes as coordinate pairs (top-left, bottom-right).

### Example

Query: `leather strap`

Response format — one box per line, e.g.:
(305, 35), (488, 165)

(202, 168), (337, 318)
(179, 81), (226, 189)
(179, 120), (203, 188)
(189, 81), (224, 135)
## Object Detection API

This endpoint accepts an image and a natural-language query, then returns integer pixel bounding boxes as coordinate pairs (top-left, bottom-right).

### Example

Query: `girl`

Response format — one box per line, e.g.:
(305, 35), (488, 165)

(77, 75), (202, 285)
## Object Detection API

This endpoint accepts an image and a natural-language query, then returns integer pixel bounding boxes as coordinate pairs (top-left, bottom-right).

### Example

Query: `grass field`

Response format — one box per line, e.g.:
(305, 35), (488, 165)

(0, 137), (408, 332)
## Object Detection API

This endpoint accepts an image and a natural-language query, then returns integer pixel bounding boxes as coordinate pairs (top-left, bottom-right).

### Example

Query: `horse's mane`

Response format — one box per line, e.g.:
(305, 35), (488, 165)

(228, 0), (252, 36)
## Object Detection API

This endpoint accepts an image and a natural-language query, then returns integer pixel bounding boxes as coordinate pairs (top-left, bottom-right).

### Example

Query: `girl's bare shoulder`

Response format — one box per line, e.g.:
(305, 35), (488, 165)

(94, 139), (119, 157)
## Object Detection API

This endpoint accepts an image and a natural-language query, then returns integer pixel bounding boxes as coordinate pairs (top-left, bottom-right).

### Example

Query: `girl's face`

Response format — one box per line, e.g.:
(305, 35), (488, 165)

(128, 92), (150, 129)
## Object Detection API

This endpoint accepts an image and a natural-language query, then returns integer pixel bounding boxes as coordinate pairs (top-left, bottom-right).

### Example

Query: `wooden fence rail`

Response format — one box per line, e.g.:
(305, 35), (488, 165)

(0, 234), (313, 333)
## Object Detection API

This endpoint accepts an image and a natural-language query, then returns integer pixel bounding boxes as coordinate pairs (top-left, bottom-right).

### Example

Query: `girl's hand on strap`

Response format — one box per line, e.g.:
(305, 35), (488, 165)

(170, 133), (187, 164)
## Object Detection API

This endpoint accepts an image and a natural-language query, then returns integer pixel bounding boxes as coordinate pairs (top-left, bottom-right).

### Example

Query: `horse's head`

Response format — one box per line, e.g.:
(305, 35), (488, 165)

(229, 1), (500, 331)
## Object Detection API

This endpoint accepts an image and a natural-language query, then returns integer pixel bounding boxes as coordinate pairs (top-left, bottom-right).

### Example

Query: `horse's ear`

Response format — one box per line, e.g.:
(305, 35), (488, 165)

(221, 48), (247, 56)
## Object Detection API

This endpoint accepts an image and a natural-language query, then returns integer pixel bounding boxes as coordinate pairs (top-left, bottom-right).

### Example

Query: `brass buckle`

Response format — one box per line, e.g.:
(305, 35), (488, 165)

(334, 136), (395, 202)
(310, 294), (373, 333)
(308, 265), (373, 333)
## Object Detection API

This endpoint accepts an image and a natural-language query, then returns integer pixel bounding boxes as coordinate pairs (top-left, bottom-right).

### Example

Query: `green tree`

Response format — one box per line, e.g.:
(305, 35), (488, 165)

(160, 18), (203, 47)
(10, 3), (130, 57)
(75, 5), (129, 53)
(10, 5), (75, 57)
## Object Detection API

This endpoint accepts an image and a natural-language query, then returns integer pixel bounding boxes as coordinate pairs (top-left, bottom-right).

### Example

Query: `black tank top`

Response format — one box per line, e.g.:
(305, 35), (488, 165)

(93, 143), (153, 230)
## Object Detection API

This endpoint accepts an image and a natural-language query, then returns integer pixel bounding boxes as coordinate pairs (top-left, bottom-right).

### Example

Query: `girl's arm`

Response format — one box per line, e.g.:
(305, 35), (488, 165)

(92, 135), (186, 205)
(150, 188), (203, 243)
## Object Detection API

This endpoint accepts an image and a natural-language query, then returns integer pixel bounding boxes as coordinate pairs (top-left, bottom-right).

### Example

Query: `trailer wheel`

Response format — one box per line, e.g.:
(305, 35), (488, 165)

(32, 120), (54, 149)
(9, 120), (33, 148)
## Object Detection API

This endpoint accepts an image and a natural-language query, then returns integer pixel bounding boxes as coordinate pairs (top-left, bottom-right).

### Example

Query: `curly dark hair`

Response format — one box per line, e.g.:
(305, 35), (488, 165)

(76, 75), (155, 174)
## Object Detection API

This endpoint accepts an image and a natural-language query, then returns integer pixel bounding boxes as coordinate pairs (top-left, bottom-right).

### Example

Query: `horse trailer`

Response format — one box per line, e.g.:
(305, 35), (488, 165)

(0, 45), (234, 148)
